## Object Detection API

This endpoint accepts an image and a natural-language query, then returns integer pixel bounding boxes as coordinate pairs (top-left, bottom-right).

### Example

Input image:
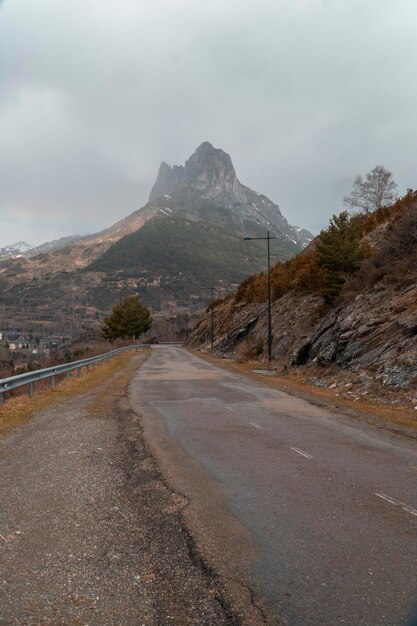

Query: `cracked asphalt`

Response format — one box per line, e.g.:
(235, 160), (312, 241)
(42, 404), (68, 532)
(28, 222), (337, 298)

(130, 346), (417, 626)
(0, 352), (252, 626)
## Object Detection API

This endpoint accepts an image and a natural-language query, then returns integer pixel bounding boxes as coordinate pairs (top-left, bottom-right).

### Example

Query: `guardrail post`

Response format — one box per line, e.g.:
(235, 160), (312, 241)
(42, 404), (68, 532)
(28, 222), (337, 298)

(51, 375), (56, 390)
(28, 382), (34, 398)
(0, 392), (3, 405)
(66, 371), (70, 379)
(78, 367), (82, 378)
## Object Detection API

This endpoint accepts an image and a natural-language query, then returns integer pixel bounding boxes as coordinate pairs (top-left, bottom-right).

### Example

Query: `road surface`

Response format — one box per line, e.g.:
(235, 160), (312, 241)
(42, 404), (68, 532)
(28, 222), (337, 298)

(130, 346), (417, 626)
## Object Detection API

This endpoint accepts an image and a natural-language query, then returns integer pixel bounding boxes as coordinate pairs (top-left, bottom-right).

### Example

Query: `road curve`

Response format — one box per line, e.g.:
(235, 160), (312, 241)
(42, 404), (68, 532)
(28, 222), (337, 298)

(130, 345), (417, 626)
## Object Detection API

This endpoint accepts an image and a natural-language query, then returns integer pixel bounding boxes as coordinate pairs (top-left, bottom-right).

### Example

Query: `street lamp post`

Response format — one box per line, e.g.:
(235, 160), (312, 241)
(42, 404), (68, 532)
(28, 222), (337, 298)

(202, 284), (215, 350)
(210, 284), (214, 350)
(243, 230), (276, 362)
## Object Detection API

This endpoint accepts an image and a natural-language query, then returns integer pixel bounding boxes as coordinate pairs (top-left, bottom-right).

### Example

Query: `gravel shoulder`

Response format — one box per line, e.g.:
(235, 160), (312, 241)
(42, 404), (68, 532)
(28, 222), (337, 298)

(0, 352), (249, 625)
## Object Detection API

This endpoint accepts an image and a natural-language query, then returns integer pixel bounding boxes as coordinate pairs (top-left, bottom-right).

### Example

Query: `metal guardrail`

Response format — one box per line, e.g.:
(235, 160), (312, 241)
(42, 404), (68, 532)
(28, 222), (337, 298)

(0, 344), (145, 404)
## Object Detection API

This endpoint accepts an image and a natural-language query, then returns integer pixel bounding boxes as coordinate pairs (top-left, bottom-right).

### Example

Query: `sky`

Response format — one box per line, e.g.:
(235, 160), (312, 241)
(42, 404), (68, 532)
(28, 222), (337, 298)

(1, 0), (416, 247)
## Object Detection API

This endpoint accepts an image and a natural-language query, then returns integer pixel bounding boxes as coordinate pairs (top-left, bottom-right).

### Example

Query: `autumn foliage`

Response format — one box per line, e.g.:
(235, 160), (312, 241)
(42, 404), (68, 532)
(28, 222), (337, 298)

(234, 191), (416, 307)
(235, 249), (324, 304)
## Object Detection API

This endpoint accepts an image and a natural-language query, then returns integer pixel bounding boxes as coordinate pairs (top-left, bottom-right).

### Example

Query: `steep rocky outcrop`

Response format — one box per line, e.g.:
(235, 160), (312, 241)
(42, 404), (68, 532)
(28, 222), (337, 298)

(146, 141), (313, 248)
(188, 283), (417, 390)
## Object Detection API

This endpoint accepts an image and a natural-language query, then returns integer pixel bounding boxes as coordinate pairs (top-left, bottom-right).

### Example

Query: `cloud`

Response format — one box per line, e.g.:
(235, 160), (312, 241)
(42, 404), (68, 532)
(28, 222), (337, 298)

(1, 0), (416, 245)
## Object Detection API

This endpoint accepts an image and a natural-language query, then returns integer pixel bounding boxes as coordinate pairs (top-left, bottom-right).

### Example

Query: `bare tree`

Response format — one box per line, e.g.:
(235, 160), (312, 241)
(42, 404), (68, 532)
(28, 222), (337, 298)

(344, 165), (398, 215)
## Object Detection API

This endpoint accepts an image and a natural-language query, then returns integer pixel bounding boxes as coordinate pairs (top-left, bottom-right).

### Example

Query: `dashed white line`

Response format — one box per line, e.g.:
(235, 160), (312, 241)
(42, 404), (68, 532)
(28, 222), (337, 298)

(375, 492), (417, 517)
(375, 493), (397, 506)
(249, 421), (264, 430)
(290, 446), (313, 459)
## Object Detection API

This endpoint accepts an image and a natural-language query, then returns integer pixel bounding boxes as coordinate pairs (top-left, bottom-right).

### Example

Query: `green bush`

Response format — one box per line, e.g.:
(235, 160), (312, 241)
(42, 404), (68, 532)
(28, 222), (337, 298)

(102, 295), (152, 341)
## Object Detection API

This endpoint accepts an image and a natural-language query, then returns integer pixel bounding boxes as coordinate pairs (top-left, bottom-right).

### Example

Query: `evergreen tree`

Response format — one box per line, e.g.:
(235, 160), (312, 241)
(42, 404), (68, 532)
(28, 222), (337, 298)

(316, 211), (368, 304)
(101, 295), (152, 341)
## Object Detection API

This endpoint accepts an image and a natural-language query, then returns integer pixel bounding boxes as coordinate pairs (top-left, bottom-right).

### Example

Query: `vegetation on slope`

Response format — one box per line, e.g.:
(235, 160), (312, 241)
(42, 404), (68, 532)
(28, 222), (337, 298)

(234, 191), (417, 307)
(88, 213), (295, 285)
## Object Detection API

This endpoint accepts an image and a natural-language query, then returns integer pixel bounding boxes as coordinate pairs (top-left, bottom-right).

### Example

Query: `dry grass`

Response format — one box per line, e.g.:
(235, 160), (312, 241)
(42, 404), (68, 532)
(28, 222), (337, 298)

(86, 358), (142, 418)
(190, 350), (417, 434)
(0, 350), (148, 436)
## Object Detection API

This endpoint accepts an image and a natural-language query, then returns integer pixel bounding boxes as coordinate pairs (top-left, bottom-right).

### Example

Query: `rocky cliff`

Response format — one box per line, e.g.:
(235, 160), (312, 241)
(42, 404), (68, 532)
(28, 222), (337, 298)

(145, 141), (313, 248)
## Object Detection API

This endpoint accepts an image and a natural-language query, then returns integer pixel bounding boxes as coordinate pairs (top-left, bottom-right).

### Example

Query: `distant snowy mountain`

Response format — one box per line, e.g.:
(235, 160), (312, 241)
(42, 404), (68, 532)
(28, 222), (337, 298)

(0, 241), (33, 260)
(0, 236), (82, 261)
(25, 235), (82, 258)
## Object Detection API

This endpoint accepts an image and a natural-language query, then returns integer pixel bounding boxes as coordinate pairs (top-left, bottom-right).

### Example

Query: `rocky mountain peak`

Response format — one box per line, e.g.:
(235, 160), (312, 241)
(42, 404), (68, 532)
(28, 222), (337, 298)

(183, 141), (237, 194)
(146, 142), (313, 248)
(184, 141), (234, 176)
(149, 142), (238, 202)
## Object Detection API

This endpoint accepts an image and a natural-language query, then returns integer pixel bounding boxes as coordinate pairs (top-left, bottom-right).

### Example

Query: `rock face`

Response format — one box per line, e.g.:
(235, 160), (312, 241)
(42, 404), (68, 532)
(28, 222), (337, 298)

(187, 282), (417, 390)
(149, 142), (242, 201)
(290, 284), (417, 387)
(147, 142), (313, 248)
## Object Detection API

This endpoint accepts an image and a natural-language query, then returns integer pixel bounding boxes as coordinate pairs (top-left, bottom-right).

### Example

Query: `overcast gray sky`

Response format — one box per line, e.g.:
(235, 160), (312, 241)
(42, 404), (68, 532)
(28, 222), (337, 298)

(1, 0), (416, 247)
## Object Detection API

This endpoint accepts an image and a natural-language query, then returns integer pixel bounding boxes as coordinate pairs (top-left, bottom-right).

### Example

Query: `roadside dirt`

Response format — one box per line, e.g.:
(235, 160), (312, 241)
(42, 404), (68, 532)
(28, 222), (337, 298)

(0, 351), (256, 625)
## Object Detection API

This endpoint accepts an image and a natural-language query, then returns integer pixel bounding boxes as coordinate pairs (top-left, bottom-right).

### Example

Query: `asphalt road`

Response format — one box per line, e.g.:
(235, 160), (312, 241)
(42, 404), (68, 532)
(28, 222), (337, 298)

(130, 346), (417, 626)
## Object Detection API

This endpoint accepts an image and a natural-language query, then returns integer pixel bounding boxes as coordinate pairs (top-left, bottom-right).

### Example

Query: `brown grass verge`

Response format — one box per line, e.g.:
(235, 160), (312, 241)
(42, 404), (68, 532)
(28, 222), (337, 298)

(0, 349), (149, 437)
(189, 350), (417, 434)
(86, 358), (142, 418)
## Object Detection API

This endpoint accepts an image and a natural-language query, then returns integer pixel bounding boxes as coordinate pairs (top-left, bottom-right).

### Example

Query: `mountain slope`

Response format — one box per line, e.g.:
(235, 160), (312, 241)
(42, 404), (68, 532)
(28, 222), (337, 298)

(89, 213), (294, 284)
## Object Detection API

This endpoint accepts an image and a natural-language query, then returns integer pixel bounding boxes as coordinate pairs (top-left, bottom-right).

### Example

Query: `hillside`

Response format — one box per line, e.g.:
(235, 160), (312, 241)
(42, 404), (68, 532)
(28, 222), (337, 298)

(187, 192), (417, 400)
(89, 213), (296, 284)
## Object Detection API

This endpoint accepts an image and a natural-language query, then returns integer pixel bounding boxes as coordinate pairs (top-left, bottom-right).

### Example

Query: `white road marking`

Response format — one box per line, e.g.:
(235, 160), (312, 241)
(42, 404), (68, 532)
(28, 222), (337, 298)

(375, 492), (417, 517)
(290, 446), (313, 459)
(249, 421), (264, 430)
(375, 493), (397, 506)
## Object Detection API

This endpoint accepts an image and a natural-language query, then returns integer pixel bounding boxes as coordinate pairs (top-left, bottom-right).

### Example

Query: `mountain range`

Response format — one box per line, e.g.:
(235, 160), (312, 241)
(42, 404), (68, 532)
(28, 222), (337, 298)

(0, 237), (84, 261)
(0, 142), (313, 339)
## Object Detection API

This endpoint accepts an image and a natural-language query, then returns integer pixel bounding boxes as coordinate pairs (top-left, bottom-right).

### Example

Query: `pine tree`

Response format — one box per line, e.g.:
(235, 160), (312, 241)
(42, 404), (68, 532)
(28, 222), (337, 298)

(101, 295), (152, 341)
(316, 211), (368, 304)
